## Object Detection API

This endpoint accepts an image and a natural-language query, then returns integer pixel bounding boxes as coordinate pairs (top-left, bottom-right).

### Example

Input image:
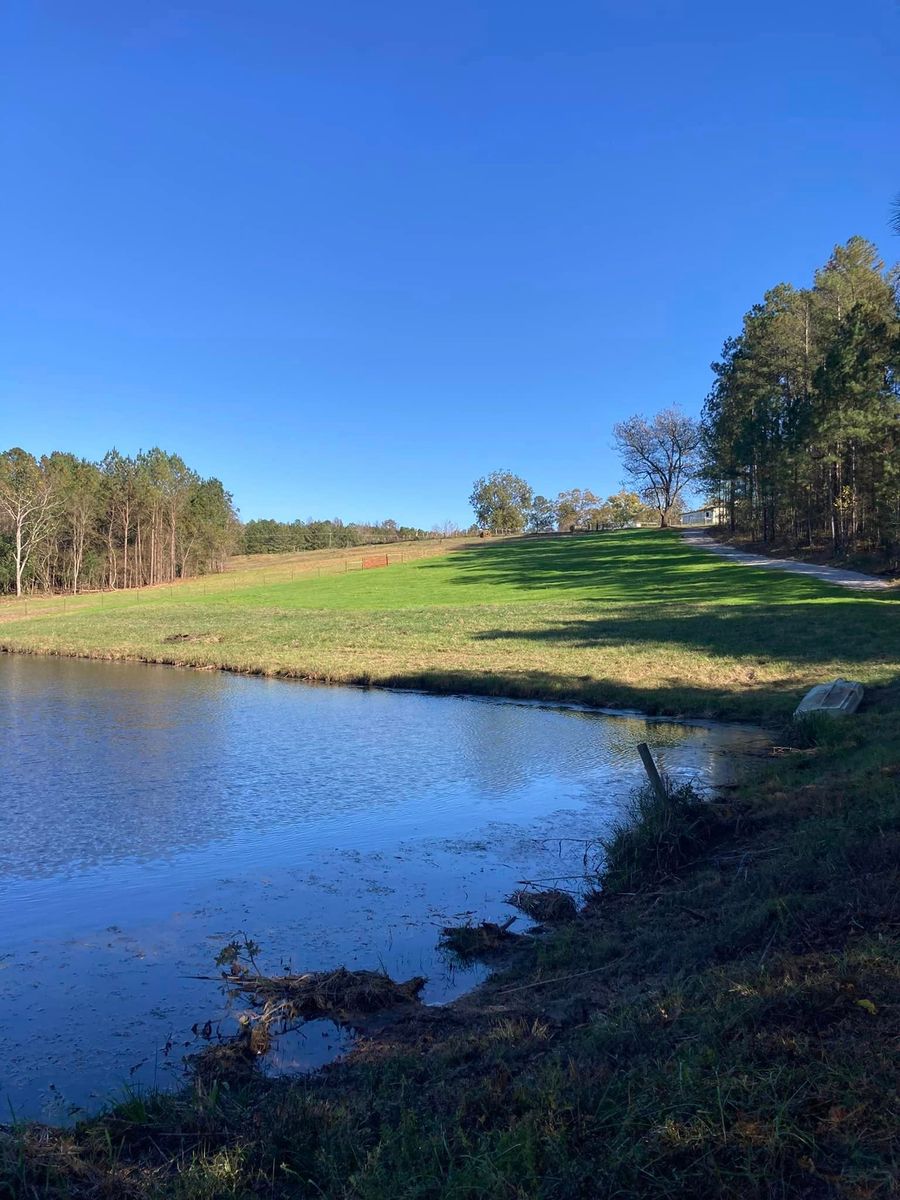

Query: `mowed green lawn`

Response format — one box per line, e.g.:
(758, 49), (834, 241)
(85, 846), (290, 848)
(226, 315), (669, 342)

(2, 529), (897, 720)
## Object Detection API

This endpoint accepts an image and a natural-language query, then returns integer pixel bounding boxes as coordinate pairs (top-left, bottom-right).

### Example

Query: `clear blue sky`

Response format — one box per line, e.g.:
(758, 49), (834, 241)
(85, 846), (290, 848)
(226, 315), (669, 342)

(2, 1), (897, 527)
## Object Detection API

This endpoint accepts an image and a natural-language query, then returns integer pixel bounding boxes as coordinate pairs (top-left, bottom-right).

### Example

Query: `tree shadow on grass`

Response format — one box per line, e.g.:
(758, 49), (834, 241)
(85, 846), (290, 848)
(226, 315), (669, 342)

(430, 532), (900, 608)
(471, 601), (899, 669)
(379, 665), (812, 721)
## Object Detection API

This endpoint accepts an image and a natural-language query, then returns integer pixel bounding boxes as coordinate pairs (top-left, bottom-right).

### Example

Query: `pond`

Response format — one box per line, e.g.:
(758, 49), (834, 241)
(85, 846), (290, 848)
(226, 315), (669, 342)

(0, 655), (770, 1122)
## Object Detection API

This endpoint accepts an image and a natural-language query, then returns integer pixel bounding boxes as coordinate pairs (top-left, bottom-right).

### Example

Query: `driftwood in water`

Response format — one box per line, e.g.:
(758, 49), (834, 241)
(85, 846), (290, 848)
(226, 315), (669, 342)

(227, 965), (426, 1020)
(189, 946), (427, 1083)
(637, 742), (668, 803)
(439, 917), (519, 958)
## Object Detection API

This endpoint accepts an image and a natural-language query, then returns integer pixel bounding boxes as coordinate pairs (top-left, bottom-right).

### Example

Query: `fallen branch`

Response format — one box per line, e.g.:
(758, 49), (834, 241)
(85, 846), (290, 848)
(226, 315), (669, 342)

(495, 966), (612, 995)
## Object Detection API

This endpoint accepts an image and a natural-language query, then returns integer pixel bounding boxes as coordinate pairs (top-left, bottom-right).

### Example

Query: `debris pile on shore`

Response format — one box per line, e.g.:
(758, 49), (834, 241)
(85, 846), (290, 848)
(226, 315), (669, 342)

(162, 631), (224, 644)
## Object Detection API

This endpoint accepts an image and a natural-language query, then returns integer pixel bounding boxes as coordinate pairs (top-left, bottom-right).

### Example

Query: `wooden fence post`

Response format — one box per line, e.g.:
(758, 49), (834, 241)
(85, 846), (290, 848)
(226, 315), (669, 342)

(637, 742), (667, 802)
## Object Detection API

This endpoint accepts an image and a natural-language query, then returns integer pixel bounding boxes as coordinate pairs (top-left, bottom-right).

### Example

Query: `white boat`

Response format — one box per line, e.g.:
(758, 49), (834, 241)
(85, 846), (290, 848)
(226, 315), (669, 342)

(794, 678), (864, 719)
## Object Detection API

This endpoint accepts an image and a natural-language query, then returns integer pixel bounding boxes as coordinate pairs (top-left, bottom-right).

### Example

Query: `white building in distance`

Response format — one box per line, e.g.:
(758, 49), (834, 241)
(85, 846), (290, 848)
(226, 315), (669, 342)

(680, 504), (726, 526)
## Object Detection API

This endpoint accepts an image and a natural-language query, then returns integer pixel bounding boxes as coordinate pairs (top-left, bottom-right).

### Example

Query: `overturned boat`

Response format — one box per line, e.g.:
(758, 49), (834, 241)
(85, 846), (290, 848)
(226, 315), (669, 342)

(794, 678), (864, 719)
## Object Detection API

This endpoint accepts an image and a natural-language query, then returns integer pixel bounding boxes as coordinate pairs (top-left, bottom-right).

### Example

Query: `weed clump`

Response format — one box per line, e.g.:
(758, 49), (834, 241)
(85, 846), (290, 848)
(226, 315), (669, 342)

(506, 888), (577, 923)
(217, 937), (425, 1018)
(790, 709), (857, 749)
(599, 781), (717, 892)
(162, 631), (224, 644)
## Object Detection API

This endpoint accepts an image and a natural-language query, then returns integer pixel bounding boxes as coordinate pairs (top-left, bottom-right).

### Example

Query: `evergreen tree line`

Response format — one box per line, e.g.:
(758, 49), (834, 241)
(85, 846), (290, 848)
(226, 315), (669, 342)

(701, 236), (900, 555)
(240, 517), (434, 555)
(0, 446), (239, 596)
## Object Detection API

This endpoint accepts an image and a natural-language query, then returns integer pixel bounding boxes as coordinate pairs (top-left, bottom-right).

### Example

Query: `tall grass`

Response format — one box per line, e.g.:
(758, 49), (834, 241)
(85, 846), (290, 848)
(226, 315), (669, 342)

(599, 780), (718, 892)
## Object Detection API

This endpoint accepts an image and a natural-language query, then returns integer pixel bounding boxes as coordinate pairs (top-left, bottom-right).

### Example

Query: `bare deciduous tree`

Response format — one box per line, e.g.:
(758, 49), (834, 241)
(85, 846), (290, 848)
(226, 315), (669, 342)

(613, 408), (701, 527)
(0, 448), (57, 595)
(0, 444), (239, 596)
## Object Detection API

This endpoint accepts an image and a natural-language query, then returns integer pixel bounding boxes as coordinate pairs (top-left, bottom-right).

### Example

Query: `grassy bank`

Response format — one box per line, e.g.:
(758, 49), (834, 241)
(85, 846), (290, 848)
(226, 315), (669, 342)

(1, 529), (898, 721)
(2, 531), (898, 1198)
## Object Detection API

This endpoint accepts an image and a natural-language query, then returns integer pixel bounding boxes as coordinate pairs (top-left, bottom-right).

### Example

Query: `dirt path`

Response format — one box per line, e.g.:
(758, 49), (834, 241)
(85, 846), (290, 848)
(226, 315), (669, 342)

(679, 531), (893, 591)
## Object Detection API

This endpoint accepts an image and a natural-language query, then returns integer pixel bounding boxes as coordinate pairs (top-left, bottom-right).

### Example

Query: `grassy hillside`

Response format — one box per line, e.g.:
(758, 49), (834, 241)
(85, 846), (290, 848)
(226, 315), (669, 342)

(1, 529), (898, 721)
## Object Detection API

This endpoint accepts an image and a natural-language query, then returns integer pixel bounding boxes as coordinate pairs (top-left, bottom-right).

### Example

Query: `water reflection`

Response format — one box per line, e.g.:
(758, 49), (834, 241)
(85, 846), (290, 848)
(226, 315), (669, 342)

(0, 656), (769, 1121)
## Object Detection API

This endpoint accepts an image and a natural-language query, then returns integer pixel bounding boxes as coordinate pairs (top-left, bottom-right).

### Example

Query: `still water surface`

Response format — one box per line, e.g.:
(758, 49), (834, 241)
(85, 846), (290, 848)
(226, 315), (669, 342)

(1, 655), (769, 1121)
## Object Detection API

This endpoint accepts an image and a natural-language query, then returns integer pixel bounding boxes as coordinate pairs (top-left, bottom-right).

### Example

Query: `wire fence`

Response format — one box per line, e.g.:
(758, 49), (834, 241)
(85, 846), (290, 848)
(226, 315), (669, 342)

(0, 535), (496, 624)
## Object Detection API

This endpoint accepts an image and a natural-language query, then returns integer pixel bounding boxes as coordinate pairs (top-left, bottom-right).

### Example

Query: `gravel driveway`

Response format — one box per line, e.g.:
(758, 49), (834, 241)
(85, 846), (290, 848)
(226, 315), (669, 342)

(679, 531), (893, 592)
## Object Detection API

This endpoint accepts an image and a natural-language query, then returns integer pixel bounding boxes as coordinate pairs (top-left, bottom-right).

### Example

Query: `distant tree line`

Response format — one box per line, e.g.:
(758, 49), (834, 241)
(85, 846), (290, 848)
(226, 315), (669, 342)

(0, 446), (238, 596)
(469, 470), (658, 534)
(241, 517), (433, 555)
(701, 236), (900, 553)
(530, 487), (660, 532)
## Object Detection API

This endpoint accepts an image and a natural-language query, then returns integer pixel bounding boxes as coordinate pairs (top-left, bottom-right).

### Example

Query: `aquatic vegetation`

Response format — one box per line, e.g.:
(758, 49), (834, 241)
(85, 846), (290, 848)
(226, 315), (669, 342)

(226, 964), (426, 1021)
